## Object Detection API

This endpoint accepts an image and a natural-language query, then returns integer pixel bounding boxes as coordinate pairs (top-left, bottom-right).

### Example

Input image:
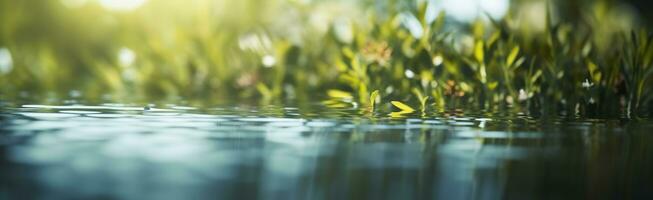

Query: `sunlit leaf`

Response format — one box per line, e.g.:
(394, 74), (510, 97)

(412, 88), (428, 113)
(358, 82), (369, 104)
(488, 81), (498, 90)
(472, 20), (484, 39)
(479, 64), (487, 83)
(322, 99), (351, 108)
(327, 89), (353, 99)
(582, 42), (592, 56)
(256, 83), (272, 101)
(412, 88), (425, 101)
(335, 59), (348, 72)
(369, 90), (379, 110)
(587, 61), (602, 82)
(514, 57), (526, 69)
(389, 110), (413, 118)
(339, 73), (358, 87)
(474, 40), (484, 63)
(351, 56), (362, 74)
(460, 82), (472, 92)
(507, 46), (520, 67)
(391, 101), (415, 112)
(531, 70), (542, 84)
(342, 47), (355, 59)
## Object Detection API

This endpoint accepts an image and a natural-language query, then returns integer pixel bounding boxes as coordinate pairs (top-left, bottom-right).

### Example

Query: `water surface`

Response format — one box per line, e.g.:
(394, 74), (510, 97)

(1, 103), (652, 199)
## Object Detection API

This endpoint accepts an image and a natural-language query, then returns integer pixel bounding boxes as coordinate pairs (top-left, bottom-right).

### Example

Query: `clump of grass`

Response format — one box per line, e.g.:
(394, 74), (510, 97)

(621, 31), (653, 118)
(322, 1), (653, 118)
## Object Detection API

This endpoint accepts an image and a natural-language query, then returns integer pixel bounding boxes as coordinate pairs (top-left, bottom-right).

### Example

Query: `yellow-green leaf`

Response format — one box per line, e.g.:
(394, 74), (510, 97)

(587, 61), (597, 73)
(369, 90), (380, 109)
(322, 99), (350, 108)
(419, 97), (429, 113)
(487, 81), (499, 90)
(342, 47), (355, 59)
(514, 57), (526, 69)
(507, 46), (520, 66)
(327, 89), (353, 99)
(389, 111), (413, 118)
(587, 61), (601, 82)
(411, 88), (425, 102)
(391, 101), (415, 112)
(432, 11), (446, 31)
(335, 59), (348, 72)
(474, 40), (484, 63)
(420, 70), (433, 82)
(412, 88), (429, 113)
(358, 82), (369, 104)
(256, 83), (272, 98)
(472, 20), (485, 39)
(460, 82), (473, 92)
(531, 70), (542, 84)
(488, 31), (501, 47)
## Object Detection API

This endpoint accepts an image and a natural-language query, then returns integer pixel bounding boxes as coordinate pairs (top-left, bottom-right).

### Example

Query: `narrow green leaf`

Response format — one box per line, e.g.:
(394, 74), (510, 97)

(432, 11), (446, 31)
(351, 56), (362, 74)
(631, 30), (638, 50)
(488, 31), (501, 47)
(411, 88), (424, 102)
(328, 89), (353, 99)
(514, 57), (526, 69)
(411, 88), (428, 113)
(358, 82), (369, 104)
(545, 1), (553, 32)
(474, 40), (484, 63)
(369, 90), (380, 110)
(256, 83), (272, 98)
(335, 59), (348, 72)
(391, 101), (415, 112)
(507, 46), (520, 66)
(322, 99), (351, 108)
(587, 61), (601, 83)
(389, 111), (413, 118)
(342, 47), (355, 59)
(531, 70), (542, 84)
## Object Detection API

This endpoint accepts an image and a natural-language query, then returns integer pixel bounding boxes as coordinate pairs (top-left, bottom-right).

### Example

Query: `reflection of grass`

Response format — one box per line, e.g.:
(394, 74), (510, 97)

(389, 101), (415, 118)
(1, 0), (652, 118)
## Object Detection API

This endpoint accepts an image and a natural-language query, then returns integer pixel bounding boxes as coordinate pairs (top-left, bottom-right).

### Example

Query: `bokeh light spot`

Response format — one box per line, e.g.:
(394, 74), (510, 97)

(0, 48), (13, 75)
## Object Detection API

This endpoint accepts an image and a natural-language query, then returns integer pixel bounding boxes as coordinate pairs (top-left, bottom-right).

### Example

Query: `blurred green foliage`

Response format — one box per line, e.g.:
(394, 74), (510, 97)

(0, 0), (652, 118)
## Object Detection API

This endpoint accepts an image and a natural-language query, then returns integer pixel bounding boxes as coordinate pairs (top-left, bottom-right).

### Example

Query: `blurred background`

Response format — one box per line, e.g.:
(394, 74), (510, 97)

(0, 0), (649, 105)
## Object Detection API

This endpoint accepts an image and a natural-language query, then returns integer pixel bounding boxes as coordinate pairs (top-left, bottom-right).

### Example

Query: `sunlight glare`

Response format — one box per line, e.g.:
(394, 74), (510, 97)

(61, 0), (88, 8)
(99, 0), (147, 11)
(429, 0), (510, 22)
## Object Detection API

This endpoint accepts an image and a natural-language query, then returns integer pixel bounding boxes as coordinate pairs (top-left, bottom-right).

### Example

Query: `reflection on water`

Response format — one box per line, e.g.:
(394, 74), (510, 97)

(1, 103), (652, 199)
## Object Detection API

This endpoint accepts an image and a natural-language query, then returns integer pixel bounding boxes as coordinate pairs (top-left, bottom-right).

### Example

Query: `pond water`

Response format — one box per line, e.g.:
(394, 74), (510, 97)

(1, 103), (652, 199)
